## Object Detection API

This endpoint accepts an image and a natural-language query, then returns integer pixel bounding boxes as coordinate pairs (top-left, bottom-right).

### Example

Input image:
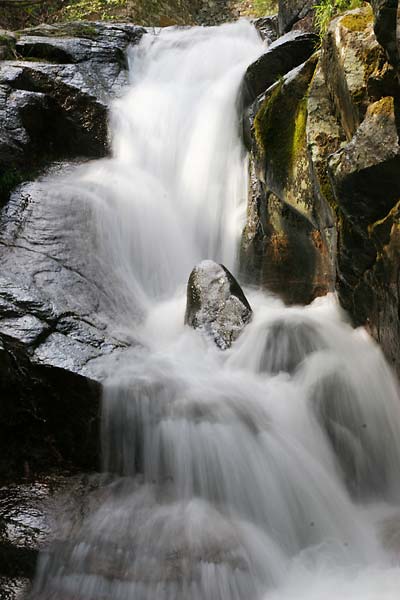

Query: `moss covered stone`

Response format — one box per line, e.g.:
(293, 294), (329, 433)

(340, 7), (373, 31)
(322, 5), (387, 139)
(252, 54), (318, 223)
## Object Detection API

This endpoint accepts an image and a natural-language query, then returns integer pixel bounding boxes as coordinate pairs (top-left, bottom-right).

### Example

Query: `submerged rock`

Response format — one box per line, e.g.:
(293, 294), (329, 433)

(0, 474), (104, 599)
(185, 260), (252, 349)
(260, 318), (324, 374)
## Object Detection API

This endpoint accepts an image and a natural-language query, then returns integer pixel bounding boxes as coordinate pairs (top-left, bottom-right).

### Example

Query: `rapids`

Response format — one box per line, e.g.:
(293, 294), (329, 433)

(31, 20), (400, 600)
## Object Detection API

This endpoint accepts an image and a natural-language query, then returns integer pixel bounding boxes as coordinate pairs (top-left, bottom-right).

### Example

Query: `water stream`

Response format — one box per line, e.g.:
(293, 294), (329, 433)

(32, 21), (400, 600)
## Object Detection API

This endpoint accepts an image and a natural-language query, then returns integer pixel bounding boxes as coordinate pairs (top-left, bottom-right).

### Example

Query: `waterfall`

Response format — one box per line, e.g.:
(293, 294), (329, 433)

(31, 21), (400, 600)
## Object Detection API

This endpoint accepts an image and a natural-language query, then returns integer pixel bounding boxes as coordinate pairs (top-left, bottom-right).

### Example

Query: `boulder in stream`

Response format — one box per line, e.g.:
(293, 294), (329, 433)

(185, 260), (252, 350)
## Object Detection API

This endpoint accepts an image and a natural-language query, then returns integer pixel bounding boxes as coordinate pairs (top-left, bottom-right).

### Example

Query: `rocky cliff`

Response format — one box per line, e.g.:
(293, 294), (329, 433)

(0, 21), (146, 481)
(242, 0), (400, 375)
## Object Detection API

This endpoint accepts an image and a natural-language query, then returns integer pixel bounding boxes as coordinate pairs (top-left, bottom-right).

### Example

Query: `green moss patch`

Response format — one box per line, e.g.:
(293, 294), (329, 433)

(253, 58), (317, 188)
(340, 7), (373, 32)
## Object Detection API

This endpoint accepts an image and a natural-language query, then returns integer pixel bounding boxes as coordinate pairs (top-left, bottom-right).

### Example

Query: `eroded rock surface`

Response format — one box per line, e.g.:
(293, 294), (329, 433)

(185, 260), (252, 349)
(0, 21), (145, 202)
(0, 22), (146, 480)
(242, 3), (400, 373)
(0, 474), (104, 599)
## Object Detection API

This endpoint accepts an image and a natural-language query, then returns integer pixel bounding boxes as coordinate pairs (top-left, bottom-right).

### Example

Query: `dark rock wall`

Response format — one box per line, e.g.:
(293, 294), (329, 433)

(0, 22), (145, 481)
(243, 1), (400, 375)
(0, 22), (145, 203)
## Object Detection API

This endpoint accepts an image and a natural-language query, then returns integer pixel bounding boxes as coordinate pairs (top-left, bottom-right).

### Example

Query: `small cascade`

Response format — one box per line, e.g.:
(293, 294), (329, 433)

(31, 21), (400, 600)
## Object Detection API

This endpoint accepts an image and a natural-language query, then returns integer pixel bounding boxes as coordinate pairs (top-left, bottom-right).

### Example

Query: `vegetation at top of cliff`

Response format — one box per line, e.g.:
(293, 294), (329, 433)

(0, 0), (203, 29)
(61, 0), (125, 21)
(248, 0), (278, 17)
(0, 0), (276, 30)
(314, 0), (364, 37)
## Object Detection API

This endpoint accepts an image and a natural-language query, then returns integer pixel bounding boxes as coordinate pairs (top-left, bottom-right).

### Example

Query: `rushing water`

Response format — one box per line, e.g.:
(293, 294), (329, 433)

(32, 21), (400, 600)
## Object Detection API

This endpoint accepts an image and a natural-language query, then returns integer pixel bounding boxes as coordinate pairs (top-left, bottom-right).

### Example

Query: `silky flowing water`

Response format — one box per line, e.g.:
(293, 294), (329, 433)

(32, 21), (400, 600)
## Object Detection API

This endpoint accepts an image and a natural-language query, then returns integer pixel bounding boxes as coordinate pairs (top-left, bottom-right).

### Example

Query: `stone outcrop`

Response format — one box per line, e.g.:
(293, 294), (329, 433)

(0, 21), (145, 202)
(323, 7), (400, 371)
(242, 53), (335, 304)
(253, 16), (279, 44)
(242, 30), (318, 106)
(0, 23), (145, 481)
(185, 260), (252, 349)
(242, 3), (400, 374)
(278, 0), (318, 33)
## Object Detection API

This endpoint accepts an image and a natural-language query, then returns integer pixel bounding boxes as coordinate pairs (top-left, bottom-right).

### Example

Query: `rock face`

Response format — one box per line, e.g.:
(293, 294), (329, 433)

(278, 0), (318, 33)
(0, 21), (145, 202)
(242, 3), (400, 374)
(242, 54), (335, 304)
(0, 23), (145, 481)
(371, 0), (399, 68)
(253, 16), (279, 44)
(185, 260), (252, 350)
(0, 474), (103, 599)
(242, 30), (318, 106)
(323, 7), (400, 370)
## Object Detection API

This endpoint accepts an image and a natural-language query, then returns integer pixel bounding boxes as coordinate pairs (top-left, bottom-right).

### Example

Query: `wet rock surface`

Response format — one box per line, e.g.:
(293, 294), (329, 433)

(0, 474), (103, 599)
(0, 16), (146, 481)
(0, 21), (145, 201)
(185, 260), (252, 349)
(0, 162), (138, 479)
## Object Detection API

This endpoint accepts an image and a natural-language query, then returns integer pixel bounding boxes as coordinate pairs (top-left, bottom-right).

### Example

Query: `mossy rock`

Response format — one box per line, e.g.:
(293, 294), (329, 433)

(0, 30), (16, 59)
(321, 5), (388, 140)
(240, 190), (334, 304)
(340, 9), (373, 32)
(252, 53), (318, 223)
(371, 0), (399, 68)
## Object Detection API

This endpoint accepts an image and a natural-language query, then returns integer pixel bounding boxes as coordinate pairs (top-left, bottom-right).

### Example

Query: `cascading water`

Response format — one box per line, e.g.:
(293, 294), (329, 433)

(31, 20), (400, 600)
